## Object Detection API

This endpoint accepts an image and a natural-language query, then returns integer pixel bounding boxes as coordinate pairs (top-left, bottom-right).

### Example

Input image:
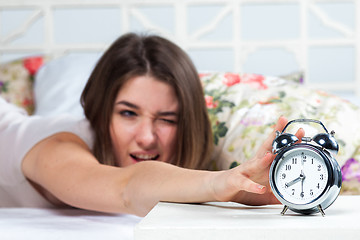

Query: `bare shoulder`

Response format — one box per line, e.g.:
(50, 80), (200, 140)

(21, 132), (98, 206)
(22, 132), (96, 176)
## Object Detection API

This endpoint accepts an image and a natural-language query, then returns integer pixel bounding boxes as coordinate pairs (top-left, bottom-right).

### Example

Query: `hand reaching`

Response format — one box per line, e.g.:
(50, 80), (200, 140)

(210, 116), (305, 206)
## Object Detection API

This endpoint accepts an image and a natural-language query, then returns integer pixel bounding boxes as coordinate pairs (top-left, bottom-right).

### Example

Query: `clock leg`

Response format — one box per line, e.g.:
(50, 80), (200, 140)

(317, 205), (325, 217)
(281, 205), (289, 216)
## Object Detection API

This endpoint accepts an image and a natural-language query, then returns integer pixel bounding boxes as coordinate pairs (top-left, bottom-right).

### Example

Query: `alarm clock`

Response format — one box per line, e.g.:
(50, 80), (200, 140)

(269, 119), (342, 216)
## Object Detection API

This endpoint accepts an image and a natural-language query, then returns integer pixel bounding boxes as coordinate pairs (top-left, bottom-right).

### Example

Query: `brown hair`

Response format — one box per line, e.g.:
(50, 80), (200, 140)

(81, 33), (213, 170)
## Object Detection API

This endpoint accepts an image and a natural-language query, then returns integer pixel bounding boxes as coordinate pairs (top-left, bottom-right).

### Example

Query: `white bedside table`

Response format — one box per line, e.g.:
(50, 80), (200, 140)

(135, 195), (359, 240)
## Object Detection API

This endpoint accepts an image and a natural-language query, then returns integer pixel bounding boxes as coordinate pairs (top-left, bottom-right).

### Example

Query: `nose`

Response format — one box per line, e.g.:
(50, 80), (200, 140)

(136, 119), (157, 148)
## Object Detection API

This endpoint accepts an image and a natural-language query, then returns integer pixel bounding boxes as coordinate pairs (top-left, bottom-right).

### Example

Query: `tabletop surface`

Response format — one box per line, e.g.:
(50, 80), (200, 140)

(135, 195), (360, 240)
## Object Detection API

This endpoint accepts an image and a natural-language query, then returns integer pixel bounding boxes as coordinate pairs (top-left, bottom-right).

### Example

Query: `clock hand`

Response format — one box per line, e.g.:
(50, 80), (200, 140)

(285, 172), (306, 188)
(300, 153), (306, 198)
(285, 176), (301, 188)
(300, 170), (305, 198)
(301, 152), (305, 172)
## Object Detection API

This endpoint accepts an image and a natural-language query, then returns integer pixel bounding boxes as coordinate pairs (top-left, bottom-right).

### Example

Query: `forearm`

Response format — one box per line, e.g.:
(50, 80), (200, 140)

(23, 133), (220, 216)
(122, 161), (217, 216)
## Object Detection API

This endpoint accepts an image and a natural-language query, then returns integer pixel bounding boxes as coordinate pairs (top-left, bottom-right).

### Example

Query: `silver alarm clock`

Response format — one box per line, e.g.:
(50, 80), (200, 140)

(269, 119), (342, 216)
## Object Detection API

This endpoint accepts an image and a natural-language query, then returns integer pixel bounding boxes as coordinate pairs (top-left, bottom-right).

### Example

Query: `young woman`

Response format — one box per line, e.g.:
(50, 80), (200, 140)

(0, 33), (304, 217)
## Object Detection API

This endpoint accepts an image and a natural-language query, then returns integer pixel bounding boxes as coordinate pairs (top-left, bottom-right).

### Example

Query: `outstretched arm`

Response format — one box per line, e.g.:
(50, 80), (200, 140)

(22, 132), (216, 216)
(22, 117), (304, 216)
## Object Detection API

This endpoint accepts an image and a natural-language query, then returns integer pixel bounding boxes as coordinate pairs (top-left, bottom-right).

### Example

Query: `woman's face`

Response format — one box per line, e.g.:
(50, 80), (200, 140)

(110, 75), (179, 167)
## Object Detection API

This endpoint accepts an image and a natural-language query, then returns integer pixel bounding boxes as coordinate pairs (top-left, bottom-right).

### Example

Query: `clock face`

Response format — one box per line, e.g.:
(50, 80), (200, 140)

(273, 147), (329, 205)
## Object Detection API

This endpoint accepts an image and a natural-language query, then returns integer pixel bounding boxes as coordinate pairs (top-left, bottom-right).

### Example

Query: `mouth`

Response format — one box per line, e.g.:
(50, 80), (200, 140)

(130, 153), (160, 162)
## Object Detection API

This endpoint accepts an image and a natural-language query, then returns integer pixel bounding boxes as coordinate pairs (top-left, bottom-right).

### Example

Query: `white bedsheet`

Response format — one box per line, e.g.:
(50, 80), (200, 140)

(0, 208), (142, 240)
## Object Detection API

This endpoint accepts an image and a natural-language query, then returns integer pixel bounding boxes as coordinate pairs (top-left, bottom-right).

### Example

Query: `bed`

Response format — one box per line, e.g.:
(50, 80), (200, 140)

(1, 0), (360, 239)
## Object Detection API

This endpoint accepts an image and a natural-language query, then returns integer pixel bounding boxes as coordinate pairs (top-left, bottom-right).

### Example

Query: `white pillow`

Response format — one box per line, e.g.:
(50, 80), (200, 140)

(34, 55), (99, 117)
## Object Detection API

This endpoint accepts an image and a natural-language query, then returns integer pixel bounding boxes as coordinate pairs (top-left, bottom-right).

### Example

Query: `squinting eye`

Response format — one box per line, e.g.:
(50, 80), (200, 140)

(160, 118), (177, 124)
(120, 110), (137, 117)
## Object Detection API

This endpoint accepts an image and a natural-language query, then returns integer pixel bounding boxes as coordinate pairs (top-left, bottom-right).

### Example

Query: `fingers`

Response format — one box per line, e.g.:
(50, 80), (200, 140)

(295, 127), (305, 143)
(256, 116), (288, 158)
(259, 151), (275, 170)
(238, 151), (274, 185)
(235, 175), (267, 195)
(249, 151), (274, 172)
(275, 116), (288, 131)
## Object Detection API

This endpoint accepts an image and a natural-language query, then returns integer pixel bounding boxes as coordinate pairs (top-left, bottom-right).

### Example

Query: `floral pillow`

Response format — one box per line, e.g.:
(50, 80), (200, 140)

(200, 73), (360, 195)
(0, 56), (47, 115)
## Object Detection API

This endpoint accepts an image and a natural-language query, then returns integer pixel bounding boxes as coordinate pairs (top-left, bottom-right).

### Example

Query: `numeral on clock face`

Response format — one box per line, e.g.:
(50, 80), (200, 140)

(274, 148), (328, 204)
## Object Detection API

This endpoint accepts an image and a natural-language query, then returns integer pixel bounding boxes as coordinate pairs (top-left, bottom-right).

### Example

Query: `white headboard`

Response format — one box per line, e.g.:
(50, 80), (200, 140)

(1, 0), (359, 97)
